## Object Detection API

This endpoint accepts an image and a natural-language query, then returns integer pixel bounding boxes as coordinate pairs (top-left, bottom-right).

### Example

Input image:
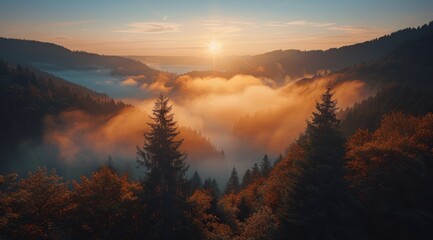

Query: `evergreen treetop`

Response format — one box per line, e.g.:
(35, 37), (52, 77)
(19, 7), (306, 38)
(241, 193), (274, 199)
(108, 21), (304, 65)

(260, 154), (272, 177)
(136, 94), (189, 239)
(225, 167), (240, 194)
(278, 85), (357, 239)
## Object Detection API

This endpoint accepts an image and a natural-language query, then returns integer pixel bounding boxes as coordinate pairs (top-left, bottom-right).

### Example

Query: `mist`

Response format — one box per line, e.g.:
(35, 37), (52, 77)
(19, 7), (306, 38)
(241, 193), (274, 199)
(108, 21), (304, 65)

(123, 73), (373, 177)
(5, 66), (372, 184)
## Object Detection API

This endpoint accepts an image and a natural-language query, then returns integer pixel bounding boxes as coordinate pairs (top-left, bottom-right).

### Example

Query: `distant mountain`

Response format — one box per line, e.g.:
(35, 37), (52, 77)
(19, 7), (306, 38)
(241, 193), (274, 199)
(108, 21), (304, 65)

(127, 55), (213, 66)
(0, 37), (166, 79)
(222, 21), (433, 81)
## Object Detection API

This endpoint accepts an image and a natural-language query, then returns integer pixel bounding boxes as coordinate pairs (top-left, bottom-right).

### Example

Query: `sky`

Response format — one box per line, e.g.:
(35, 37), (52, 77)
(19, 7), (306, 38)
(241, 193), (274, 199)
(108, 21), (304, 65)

(0, 0), (432, 56)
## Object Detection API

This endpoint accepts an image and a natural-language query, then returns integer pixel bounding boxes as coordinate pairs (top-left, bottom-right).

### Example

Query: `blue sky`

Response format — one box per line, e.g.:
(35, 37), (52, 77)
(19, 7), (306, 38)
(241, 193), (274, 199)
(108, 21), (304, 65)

(1, 0), (432, 56)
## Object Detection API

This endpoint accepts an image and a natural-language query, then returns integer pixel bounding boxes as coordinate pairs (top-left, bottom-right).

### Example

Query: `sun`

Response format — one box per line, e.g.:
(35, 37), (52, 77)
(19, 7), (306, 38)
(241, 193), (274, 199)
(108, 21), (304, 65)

(208, 40), (221, 54)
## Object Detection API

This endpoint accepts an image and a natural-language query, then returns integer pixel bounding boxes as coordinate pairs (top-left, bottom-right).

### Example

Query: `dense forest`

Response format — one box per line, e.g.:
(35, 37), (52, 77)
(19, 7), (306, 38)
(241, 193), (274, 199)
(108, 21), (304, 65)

(1, 88), (433, 239)
(1, 18), (433, 240)
(339, 27), (433, 135)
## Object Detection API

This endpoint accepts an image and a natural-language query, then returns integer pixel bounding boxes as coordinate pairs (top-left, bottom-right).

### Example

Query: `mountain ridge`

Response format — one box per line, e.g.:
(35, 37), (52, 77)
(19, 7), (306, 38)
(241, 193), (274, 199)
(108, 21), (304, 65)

(221, 21), (433, 80)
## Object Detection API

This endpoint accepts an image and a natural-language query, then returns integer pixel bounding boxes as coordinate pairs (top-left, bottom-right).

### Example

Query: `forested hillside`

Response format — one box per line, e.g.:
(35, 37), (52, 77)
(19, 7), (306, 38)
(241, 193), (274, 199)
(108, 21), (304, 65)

(222, 21), (433, 81)
(2, 89), (433, 239)
(0, 37), (165, 77)
(1, 9), (433, 239)
(340, 30), (433, 134)
(0, 60), (128, 171)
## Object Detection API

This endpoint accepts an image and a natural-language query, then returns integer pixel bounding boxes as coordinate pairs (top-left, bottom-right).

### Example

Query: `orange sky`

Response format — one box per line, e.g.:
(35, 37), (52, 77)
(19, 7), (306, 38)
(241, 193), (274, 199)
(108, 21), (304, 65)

(1, 0), (432, 56)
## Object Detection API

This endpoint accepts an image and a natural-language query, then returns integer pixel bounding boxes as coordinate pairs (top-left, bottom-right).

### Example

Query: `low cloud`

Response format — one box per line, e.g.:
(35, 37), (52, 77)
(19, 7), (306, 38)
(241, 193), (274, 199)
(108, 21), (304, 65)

(121, 78), (138, 86)
(43, 72), (374, 177)
(128, 73), (373, 172)
(43, 108), (224, 168)
(140, 73), (172, 92)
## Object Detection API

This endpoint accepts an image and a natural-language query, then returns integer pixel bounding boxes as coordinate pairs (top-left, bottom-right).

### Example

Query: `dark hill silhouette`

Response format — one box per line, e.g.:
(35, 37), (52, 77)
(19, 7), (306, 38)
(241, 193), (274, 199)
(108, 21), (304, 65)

(222, 21), (433, 81)
(0, 37), (165, 78)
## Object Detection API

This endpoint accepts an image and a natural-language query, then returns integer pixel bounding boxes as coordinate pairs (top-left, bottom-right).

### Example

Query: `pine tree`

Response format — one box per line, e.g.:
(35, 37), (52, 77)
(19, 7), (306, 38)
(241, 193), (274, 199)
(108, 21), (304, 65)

(251, 163), (261, 180)
(237, 196), (251, 222)
(279, 86), (359, 239)
(203, 177), (213, 192)
(260, 154), (272, 177)
(189, 171), (202, 194)
(203, 177), (220, 197)
(225, 167), (240, 194)
(203, 177), (221, 221)
(210, 178), (220, 197)
(105, 154), (116, 173)
(241, 169), (252, 188)
(136, 94), (189, 240)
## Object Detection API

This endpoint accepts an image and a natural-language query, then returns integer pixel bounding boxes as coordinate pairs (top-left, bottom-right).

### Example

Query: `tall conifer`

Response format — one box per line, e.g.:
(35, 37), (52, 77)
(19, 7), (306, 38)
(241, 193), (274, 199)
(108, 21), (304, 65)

(137, 94), (189, 239)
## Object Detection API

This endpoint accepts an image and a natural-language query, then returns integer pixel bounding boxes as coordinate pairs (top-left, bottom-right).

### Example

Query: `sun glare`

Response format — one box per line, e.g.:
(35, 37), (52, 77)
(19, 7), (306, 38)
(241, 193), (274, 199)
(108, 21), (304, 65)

(208, 40), (221, 54)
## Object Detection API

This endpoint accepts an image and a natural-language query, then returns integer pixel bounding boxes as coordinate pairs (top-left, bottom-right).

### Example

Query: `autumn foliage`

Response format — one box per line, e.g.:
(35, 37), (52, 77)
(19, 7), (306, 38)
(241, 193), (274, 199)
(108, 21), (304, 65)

(2, 93), (433, 239)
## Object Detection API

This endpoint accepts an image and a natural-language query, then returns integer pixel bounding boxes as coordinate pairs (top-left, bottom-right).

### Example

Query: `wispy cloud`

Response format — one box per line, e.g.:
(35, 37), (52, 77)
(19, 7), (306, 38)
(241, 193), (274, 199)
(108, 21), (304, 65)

(286, 20), (335, 27)
(200, 22), (221, 27)
(200, 19), (221, 26)
(44, 20), (95, 27)
(327, 25), (383, 34)
(49, 35), (74, 41)
(228, 20), (253, 25)
(114, 22), (180, 33)
(271, 20), (386, 36)
(265, 21), (288, 27)
(266, 20), (335, 28)
(207, 26), (241, 34)
(199, 19), (251, 31)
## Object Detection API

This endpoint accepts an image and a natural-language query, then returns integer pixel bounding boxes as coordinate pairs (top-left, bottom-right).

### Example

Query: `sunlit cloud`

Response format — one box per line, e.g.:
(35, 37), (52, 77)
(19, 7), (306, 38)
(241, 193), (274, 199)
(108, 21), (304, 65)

(114, 22), (180, 33)
(140, 73), (172, 92)
(121, 78), (138, 86)
(127, 73), (373, 166)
